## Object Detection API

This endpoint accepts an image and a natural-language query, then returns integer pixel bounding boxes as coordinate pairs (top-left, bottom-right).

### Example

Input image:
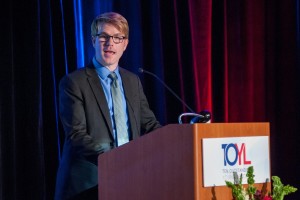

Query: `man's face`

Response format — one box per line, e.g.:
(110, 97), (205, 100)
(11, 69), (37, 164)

(92, 23), (128, 70)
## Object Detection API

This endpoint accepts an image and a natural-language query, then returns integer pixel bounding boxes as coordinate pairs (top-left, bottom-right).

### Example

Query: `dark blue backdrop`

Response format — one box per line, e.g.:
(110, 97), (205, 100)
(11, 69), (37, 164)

(1, 0), (300, 199)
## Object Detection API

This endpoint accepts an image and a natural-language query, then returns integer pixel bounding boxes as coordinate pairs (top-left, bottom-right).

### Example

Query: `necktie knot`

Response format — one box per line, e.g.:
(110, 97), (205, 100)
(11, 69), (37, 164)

(108, 72), (118, 88)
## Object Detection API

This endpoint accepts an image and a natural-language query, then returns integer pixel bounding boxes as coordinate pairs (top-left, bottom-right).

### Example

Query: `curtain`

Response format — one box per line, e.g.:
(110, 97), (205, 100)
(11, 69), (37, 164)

(1, 0), (300, 199)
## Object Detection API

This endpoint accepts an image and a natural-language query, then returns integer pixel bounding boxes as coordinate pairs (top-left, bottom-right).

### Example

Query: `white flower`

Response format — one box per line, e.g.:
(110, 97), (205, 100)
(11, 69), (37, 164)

(242, 188), (249, 200)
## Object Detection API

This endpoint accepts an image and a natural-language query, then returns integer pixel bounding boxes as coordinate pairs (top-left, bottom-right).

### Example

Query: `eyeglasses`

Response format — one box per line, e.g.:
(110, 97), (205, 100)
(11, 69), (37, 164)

(95, 34), (126, 44)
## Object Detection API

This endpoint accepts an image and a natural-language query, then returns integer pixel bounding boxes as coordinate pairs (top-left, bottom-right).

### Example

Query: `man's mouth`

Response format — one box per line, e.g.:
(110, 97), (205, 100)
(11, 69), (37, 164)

(104, 50), (115, 55)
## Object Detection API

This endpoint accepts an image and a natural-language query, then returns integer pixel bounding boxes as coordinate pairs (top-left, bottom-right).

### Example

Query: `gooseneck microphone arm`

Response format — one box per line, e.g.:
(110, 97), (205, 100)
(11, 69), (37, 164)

(138, 68), (195, 113)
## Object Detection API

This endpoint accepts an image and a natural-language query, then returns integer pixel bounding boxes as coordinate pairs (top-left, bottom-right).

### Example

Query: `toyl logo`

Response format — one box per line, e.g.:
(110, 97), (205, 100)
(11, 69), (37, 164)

(222, 143), (251, 166)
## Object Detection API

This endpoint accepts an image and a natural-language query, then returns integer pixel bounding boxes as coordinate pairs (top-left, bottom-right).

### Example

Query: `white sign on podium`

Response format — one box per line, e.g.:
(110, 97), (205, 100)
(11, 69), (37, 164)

(202, 136), (270, 187)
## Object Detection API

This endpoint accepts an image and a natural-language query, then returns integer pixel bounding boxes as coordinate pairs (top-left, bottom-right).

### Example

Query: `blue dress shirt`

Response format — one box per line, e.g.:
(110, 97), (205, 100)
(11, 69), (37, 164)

(92, 57), (130, 145)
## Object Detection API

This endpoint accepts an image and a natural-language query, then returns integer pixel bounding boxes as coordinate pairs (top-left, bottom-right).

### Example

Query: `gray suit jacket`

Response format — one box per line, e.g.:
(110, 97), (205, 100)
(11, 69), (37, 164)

(55, 63), (161, 200)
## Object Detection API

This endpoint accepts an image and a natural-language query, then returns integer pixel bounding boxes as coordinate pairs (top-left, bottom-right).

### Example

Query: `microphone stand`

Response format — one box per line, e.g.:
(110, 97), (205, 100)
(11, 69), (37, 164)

(139, 68), (211, 124)
(139, 68), (195, 113)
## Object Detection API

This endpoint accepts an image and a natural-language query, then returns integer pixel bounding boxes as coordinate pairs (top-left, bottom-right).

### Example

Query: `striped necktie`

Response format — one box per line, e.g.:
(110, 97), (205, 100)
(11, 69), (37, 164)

(108, 72), (129, 146)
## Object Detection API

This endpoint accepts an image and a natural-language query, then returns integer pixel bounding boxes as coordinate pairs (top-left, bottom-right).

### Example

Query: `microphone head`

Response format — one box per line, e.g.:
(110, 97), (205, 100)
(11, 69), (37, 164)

(199, 110), (211, 120)
(138, 68), (144, 73)
(190, 110), (211, 123)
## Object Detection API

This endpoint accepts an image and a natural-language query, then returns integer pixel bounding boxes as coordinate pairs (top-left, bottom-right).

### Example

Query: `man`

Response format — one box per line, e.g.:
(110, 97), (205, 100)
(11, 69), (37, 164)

(54, 12), (161, 200)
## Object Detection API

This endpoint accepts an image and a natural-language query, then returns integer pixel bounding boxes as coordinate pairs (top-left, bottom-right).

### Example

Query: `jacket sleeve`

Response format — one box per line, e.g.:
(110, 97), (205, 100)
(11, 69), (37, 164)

(136, 76), (162, 134)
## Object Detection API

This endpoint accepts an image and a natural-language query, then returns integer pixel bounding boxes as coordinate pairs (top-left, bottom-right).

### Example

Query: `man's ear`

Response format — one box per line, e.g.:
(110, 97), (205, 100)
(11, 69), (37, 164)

(123, 39), (129, 51)
(91, 36), (96, 47)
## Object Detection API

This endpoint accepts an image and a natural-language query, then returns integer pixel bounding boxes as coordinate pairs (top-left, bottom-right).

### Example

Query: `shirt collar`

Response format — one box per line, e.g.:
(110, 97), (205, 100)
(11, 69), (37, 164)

(92, 57), (121, 80)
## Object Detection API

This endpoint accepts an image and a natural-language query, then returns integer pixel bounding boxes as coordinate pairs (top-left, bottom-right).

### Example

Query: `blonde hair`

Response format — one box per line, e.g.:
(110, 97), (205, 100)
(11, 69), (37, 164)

(91, 12), (129, 38)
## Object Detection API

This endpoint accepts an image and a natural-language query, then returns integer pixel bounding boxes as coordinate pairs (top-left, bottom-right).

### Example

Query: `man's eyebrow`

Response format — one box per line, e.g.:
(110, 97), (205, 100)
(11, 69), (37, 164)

(97, 32), (123, 36)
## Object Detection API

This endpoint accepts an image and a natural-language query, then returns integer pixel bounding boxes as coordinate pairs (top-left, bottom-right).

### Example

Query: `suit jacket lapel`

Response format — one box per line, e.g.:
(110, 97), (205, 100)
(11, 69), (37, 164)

(85, 65), (114, 136)
(119, 68), (139, 139)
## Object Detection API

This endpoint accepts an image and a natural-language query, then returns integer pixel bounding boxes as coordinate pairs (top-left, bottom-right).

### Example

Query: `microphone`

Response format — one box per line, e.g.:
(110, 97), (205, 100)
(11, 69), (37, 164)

(139, 68), (211, 124)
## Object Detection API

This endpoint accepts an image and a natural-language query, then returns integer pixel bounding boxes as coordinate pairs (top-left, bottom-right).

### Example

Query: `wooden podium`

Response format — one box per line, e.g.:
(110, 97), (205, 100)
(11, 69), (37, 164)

(98, 123), (271, 200)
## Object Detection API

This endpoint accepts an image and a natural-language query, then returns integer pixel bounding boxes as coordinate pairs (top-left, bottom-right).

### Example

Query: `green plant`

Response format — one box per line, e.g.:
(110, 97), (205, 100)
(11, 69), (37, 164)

(225, 166), (297, 200)
(271, 176), (297, 200)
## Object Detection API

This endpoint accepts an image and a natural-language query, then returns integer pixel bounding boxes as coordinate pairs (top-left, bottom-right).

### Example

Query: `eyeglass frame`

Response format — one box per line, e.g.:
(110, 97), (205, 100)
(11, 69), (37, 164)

(95, 33), (127, 44)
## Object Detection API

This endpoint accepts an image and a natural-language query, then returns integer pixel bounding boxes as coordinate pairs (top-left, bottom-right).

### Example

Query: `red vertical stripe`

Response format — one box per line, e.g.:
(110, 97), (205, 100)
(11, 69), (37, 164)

(188, 0), (213, 114)
(223, 0), (229, 122)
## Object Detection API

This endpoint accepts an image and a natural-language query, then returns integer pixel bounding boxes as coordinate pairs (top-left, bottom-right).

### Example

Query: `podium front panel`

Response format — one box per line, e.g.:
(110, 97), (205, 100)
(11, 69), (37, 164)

(98, 123), (271, 200)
